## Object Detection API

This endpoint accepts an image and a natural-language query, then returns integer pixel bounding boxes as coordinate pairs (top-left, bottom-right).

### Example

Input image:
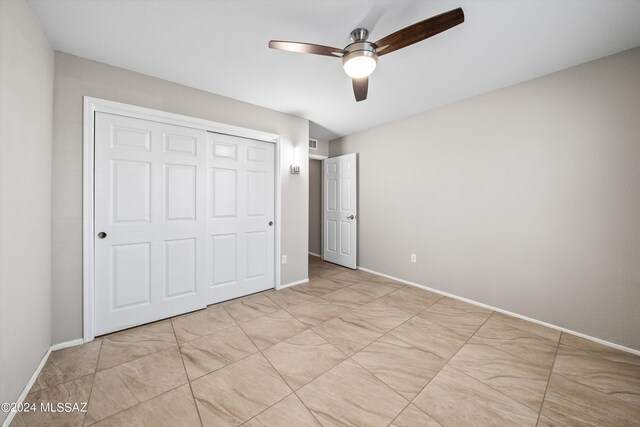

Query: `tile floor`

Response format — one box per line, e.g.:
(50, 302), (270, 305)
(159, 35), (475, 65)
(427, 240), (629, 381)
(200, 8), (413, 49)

(13, 256), (640, 426)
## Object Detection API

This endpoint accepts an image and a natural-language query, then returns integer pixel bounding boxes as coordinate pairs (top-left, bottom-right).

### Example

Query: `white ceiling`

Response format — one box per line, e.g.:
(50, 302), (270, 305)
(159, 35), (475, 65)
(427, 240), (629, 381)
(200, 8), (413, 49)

(28, 0), (640, 140)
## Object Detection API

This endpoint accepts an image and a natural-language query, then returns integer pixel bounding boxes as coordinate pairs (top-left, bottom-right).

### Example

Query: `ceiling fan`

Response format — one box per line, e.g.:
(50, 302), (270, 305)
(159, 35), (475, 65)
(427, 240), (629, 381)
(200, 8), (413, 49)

(269, 8), (464, 102)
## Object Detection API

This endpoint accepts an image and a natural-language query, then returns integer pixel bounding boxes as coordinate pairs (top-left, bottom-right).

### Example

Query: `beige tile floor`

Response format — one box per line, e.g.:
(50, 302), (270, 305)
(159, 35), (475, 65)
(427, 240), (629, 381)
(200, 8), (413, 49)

(13, 256), (640, 426)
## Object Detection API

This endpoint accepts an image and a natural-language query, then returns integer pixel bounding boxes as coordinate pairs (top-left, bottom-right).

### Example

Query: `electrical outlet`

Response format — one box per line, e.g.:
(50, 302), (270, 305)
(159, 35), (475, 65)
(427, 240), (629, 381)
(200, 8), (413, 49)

(282, 255), (288, 264)
(411, 254), (417, 263)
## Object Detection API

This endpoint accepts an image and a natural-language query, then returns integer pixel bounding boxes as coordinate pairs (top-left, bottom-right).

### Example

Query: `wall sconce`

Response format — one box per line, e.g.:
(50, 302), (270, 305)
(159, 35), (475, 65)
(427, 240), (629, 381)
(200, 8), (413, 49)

(290, 146), (300, 174)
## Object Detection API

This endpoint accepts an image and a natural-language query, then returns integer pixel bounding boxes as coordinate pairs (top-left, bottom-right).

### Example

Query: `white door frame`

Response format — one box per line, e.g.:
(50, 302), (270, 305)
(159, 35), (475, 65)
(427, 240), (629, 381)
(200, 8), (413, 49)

(83, 97), (282, 342)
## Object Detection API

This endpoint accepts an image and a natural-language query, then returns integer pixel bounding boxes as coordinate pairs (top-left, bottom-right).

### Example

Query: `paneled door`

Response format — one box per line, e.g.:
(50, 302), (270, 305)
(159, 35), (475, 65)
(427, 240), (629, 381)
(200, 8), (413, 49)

(207, 133), (275, 304)
(323, 153), (357, 269)
(94, 112), (208, 335)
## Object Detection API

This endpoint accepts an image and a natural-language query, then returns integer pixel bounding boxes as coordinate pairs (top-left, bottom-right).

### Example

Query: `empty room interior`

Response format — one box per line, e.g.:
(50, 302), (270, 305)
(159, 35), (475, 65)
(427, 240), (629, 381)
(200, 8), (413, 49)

(2, 0), (640, 426)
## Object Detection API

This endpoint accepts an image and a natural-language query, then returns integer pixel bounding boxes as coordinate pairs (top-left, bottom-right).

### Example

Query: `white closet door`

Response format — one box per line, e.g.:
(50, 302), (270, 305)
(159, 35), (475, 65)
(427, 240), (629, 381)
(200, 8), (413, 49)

(94, 112), (207, 335)
(207, 133), (275, 304)
(323, 153), (357, 269)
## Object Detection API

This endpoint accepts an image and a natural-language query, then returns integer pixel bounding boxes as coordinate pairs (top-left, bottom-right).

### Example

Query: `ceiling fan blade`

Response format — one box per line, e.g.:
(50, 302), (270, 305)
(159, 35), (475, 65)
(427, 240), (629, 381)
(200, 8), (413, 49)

(374, 8), (464, 56)
(268, 40), (345, 57)
(353, 77), (368, 102)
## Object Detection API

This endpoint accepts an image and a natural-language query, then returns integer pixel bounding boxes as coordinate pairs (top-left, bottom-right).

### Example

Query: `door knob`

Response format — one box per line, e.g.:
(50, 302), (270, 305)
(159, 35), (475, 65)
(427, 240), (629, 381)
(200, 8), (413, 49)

(268, 221), (273, 226)
(97, 232), (107, 239)
(346, 215), (355, 220)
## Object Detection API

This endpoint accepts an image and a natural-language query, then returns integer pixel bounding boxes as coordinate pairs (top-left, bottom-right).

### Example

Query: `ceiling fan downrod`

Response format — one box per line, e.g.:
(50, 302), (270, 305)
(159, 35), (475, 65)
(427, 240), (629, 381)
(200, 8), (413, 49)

(350, 28), (369, 42)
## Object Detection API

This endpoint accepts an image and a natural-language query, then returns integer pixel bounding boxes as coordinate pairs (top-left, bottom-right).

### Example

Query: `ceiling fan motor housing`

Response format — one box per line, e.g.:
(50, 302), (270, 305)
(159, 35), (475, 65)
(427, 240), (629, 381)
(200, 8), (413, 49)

(342, 41), (378, 68)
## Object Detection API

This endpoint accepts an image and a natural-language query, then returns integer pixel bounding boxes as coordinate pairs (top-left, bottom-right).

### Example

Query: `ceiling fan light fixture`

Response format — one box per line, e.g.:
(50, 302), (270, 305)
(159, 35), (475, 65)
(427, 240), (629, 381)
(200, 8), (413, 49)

(268, 8), (465, 101)
(342, 48), (378, 78)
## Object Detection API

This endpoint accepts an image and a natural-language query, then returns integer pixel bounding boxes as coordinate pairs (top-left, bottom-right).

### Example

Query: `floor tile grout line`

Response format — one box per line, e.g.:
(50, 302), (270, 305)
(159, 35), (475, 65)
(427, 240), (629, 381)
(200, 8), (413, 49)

(184, 345), (260, 383)
(386, 401), (443, 427)
(410, 310), (564, 422)
(280, 296), (352, 332)
(54, 318), (216, 425)
(548, 362), (639, 410)
(16, 374), (98, 426)
(353, 326), (450, 388)
(259, 323), (352, 384)
(84, 380), (196, 426)
(179, 313), (320, 425)
(220, 302), (241, 327)
(468, 314), (561, 370)
(488, 311), (562, 342)
(270, 270), (414, 424)
(535, 331), (563, 425)
(81, 338), (103, 426)
(262, 289), (311, 310)
(175, 321), (238, 346)
(93, 341), (180, 375)
(28, 338), (103, 391)
(87, 315), (191, 425)
(292, 390), (325, 427)
(289, 357), (367, 426)
(308, 275), (443, 360)
(173, 309), (262, 382)
(490, 311), (563, 342)
(171, 318), (205, 427)
(347, 356), (411, 405)
(187, 304), (315, 425)
(245, 325), (309, 425)
(376, 313), (465, 361)
(239, 391), (297, 426)
(284, 279), (389, 329)
(228, 270), (400, 330)
(93, 318), (192, 374)
(317, 287), (451, 425)
(467, 333), (558, 371)
(402, 310), (495, 422)
(548, 369), (638, 407)
(36, 338), (149, 393)
(445, 364), (542, 416)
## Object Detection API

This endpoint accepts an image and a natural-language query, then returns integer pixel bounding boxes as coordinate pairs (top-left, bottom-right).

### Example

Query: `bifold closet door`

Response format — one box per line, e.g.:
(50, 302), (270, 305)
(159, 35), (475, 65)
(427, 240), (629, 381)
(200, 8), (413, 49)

(207, 133), (275, 304)
(94, 112), (208, 335)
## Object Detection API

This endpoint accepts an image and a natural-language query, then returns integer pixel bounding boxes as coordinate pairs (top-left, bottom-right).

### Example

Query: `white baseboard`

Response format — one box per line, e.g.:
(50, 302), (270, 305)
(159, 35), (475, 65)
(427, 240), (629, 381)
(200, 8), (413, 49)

(50, 338), (84, 351)
(1, 348), (51, 427)
(357, 266), (640, 357)
(277, 278), (309, 290)
(1, 338), (85, 427)
(308, 252), (321, 258)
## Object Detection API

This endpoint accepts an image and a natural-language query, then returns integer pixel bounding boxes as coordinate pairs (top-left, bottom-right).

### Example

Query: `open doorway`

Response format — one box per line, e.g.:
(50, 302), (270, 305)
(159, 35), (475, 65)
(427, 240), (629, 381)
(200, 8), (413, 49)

(309, 157), (323, 257)
(308, 138), (329, 260)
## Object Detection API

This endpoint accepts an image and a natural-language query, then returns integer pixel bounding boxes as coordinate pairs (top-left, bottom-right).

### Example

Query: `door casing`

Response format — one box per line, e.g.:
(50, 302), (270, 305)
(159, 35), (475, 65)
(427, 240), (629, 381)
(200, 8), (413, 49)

(82, 96), (282, 342)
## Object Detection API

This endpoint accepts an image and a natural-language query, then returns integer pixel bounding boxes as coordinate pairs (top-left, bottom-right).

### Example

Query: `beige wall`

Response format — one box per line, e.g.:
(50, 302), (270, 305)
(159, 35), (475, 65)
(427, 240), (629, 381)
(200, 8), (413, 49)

(53, 52), (309, 343)
(309, 159), (322, 255)
(0, 0), (53, 420)
(310, 138), (329, 157)
(331, 47), (640, 351)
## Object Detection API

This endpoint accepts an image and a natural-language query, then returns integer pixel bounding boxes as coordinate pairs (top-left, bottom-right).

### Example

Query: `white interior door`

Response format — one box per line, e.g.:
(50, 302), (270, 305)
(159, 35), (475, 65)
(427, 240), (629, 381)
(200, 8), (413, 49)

(94, 112), (208, 335)
(323, 153), (357, 269)
(207, 133), (275, 304)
